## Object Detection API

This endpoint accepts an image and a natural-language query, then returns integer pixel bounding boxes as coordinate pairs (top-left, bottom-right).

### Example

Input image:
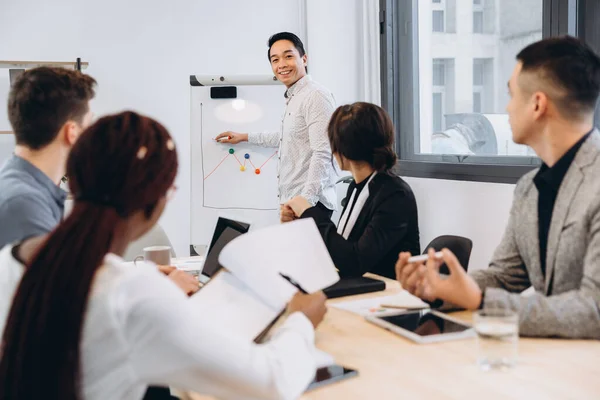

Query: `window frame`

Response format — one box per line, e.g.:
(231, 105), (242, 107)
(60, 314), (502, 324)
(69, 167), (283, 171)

(380, 0), (597, 184)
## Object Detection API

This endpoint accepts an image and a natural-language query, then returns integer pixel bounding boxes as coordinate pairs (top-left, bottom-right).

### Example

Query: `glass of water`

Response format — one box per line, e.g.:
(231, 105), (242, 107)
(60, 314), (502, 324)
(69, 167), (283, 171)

(473, 309), (518, 371)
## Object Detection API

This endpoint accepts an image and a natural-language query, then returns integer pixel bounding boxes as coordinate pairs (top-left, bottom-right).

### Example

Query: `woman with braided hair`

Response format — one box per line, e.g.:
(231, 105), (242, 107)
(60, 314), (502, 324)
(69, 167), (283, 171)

(0, 111), (327, 400)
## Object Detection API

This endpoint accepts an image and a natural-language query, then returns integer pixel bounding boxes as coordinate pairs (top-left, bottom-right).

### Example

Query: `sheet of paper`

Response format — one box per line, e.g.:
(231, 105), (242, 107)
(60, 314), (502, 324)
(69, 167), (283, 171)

(218, 219), (340, 309)
(331, 292), (429, 317)
(189, 271), (281, 341)
(314, 349), (335, 369)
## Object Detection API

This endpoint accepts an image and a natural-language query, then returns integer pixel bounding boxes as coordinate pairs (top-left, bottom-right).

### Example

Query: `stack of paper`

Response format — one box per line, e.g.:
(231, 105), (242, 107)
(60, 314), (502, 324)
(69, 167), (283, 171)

(218, 218), (340, 308)
(331, 292), (429, 317)
(190, 218), (340, 343)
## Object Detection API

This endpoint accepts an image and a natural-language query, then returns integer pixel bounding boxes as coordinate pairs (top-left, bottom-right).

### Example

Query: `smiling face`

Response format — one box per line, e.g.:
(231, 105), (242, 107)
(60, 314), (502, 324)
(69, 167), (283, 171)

(269, 39), (307, 88)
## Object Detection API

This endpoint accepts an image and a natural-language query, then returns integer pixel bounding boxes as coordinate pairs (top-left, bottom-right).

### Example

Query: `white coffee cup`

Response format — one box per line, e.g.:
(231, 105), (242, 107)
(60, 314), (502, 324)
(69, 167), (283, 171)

(134, 245), (172, 266)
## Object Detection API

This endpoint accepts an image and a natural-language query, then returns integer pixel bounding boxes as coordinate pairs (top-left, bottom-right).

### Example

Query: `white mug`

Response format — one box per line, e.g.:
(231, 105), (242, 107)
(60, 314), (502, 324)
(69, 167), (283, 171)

(134, 246), (172, 266)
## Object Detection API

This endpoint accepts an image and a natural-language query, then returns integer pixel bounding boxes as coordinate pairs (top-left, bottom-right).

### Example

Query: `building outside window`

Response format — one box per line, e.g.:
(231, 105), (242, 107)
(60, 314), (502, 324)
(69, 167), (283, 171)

(381, 0), (599, 183)
(420, 0), (542, 157)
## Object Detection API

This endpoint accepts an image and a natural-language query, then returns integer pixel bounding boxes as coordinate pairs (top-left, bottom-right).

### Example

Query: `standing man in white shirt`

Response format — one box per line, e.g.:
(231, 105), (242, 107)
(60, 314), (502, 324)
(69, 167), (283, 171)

(216, 32), (338, 222)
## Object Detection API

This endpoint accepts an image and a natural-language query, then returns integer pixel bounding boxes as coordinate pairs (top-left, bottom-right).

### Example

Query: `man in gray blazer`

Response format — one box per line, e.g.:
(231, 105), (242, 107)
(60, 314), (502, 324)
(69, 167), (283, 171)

(396, 36), (600, 339)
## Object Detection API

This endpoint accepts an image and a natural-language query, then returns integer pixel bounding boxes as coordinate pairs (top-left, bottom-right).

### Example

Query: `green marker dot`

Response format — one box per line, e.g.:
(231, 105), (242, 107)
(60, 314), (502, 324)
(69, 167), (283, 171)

(229, 148), (235, 154)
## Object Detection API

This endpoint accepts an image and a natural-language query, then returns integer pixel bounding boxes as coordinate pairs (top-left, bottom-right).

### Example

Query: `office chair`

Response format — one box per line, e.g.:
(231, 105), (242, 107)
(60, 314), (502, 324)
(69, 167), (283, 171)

(422, 235), (473, 275)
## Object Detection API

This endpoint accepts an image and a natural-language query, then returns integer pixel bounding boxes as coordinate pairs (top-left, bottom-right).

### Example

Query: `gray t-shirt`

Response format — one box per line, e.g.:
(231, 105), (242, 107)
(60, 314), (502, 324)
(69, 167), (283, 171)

(0, 155), (67, 248)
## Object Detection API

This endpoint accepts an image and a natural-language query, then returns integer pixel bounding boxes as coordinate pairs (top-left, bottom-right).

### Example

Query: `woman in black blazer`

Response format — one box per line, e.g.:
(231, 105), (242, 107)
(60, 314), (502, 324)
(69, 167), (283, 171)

(286, 102), (420, 279)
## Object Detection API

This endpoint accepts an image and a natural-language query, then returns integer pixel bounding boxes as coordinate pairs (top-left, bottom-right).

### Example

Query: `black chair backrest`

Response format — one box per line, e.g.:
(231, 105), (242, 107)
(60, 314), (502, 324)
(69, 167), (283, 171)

(422, 235), (473, 275)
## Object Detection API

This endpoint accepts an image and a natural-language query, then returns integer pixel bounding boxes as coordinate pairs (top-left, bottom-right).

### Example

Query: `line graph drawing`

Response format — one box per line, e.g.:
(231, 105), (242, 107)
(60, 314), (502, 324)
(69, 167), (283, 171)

(203, 149), (278, 181)
(193, 83), (284, 212)
(191, 81), (285, 249)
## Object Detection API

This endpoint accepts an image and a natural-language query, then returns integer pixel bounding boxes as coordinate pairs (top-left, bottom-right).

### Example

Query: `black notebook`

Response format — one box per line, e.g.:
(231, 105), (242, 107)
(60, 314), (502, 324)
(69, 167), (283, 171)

(323, 276), (386, 299)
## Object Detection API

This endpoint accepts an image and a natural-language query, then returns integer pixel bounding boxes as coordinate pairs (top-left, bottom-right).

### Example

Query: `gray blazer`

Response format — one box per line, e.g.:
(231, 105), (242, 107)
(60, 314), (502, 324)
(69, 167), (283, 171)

(471, 129), (600, 339)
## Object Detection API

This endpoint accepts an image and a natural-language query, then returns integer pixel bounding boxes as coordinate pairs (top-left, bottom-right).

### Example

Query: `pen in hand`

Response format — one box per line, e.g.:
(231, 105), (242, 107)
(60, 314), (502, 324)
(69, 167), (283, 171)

(279, 272), (308, 294)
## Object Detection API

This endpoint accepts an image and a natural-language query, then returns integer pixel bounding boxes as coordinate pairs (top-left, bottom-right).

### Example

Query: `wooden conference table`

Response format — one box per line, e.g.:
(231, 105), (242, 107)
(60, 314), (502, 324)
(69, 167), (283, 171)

(183, 275), (600, 400)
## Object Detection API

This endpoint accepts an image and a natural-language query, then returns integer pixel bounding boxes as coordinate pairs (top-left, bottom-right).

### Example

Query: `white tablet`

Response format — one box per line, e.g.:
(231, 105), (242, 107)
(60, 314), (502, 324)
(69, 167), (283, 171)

(365, 309), (474, 344)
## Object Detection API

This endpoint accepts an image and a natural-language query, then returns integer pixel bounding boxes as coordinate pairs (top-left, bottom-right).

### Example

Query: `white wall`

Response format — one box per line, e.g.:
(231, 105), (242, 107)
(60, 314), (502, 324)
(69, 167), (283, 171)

(0, 0), (303, 256)
(403, 177), (514, 270)
(306, 0), (362, 106)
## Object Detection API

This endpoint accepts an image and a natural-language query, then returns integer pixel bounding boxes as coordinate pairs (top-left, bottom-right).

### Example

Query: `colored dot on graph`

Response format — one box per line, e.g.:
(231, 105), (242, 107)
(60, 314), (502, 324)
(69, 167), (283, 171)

(244, 153), (250, 159)
(228, 148), (235, 154)
(240, 166), (246, 172)
(255, 169), (261, 175)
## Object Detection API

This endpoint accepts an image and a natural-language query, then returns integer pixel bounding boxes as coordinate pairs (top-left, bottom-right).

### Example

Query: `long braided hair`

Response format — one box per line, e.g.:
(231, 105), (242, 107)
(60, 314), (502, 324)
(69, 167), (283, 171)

(0, 111), (178, 399)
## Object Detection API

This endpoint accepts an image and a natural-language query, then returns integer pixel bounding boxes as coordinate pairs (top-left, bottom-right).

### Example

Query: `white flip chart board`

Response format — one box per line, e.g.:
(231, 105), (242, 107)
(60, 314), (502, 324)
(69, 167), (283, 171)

(190, 76), (286, 248)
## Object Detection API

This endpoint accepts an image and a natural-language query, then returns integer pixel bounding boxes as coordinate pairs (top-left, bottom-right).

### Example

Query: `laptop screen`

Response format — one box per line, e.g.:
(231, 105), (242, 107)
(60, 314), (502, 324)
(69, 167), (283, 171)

(202, 217), (250, 277)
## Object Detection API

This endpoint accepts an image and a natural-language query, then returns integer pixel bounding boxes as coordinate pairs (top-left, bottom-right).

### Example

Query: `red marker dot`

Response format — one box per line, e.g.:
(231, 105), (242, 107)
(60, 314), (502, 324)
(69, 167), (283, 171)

(255, 169), (261, 175)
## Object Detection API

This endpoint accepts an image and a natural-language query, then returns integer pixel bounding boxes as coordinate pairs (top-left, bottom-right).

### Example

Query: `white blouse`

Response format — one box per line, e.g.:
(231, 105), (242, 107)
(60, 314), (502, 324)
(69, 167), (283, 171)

(0, 246), (317, 400)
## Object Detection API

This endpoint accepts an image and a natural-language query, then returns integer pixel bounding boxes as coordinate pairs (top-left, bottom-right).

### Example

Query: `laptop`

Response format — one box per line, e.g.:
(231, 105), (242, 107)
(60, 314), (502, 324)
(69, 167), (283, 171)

(180, 217), (250, 283)
(201, 217), (250, 279)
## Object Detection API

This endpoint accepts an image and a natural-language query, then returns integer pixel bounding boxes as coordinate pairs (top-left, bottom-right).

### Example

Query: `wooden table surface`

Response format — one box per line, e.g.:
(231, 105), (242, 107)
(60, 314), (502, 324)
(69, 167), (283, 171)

(184, 276), (600, 400)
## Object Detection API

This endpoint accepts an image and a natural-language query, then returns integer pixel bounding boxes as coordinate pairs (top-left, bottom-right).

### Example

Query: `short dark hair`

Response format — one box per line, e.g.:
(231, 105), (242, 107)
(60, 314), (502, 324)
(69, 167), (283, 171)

(8, 67), (97, 150)
(516, 35), (600, 119)
(267, 31), (306, 60)
(328, 102), (397, 172)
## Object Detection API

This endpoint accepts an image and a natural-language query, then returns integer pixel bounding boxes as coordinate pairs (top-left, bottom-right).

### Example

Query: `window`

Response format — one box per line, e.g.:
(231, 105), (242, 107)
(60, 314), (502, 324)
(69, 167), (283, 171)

(432, 60), (445, 86)
(432, 10), (445, 32)
(432, 92), (444, 131)
(432, 0), (445, 33)
(473, 92), (482, 113)
(473, 11), (484, 33)
(432, 59), (455, 132)
(473, 58), (493, 114)
(473, 0), (486, 33)
(427, 1), (541, 158)
(473, 59), (484, 86)
(432, 60), (446, 131)
(431, 0), (457, 34)
(380, 0), (595, 183)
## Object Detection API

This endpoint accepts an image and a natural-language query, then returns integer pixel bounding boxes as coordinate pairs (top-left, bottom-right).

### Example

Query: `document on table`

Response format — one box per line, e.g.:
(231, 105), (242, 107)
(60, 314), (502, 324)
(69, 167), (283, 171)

(189, 219), (340, 364)
(331, 292), (429, 317)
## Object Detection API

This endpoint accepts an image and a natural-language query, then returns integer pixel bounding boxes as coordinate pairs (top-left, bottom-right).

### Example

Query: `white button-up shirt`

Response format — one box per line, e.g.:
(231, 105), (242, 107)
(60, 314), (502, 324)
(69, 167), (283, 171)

(0, 248), (318, 400)
(249, 75), (338, 210)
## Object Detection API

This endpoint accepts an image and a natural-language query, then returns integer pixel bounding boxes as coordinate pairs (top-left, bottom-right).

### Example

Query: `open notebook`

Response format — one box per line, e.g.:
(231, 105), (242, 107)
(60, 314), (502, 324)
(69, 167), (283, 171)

(189, 219), (340, 367)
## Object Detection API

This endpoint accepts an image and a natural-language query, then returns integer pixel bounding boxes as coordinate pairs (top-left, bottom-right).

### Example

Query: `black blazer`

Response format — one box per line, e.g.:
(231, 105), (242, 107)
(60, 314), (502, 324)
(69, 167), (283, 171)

(301, 172), (420, 279)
